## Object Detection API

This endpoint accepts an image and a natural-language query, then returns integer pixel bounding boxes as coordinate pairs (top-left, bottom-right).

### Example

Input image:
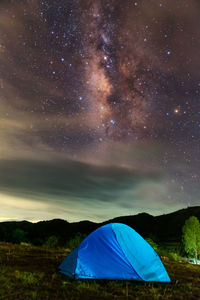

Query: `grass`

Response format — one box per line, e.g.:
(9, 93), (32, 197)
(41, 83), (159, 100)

(0, 242), (200, 299)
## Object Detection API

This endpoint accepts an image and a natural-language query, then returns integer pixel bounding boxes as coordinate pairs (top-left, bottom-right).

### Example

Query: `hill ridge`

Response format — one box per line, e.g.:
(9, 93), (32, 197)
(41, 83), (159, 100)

(0, 206), (200, 244)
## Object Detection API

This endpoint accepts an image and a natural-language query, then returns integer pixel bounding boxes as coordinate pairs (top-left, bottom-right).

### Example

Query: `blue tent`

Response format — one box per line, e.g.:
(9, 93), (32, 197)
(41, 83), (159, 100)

(59, 223), (170, 282)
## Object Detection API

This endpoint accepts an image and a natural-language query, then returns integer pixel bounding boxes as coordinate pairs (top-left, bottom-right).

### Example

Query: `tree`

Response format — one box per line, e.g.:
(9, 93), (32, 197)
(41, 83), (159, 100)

(182, 216), (200, 261)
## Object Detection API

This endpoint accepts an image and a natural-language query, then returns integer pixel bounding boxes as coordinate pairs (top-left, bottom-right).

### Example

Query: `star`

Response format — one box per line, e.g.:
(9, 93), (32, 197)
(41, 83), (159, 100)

(0, 0), (200, 222)
(174, 108), (180, 114)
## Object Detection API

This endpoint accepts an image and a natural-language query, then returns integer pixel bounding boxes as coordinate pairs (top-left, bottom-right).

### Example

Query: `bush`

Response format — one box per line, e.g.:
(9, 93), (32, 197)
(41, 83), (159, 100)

(168, 252), (180, 261)
(145, 238), (159, 252)
(12, 229), (26, 244)
(67, 233), (87, 249)
(43, 236), (59, 249)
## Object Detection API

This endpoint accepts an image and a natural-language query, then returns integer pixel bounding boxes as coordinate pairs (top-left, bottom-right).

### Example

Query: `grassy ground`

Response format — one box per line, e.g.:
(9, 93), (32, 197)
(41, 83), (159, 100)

(0, 242), (200, 300)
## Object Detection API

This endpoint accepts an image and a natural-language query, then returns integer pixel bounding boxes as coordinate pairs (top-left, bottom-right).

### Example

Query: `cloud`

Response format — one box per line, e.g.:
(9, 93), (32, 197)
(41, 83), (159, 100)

(0, 157), (159, 201)
(0, 156), (188, 221)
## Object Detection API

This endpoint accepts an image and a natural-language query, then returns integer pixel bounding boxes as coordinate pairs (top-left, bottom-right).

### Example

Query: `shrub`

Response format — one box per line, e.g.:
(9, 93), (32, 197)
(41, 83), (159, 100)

(145, 238), (159, 252)
(43, 236), (59, 249)
(67, 233), (87, 250)
(168, 252), (180, 261)
(12, 229), (26, 244)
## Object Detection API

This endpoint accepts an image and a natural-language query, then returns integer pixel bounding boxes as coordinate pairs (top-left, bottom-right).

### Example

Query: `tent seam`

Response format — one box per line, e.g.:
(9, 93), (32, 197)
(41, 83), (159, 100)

(111, 223), (143, 281)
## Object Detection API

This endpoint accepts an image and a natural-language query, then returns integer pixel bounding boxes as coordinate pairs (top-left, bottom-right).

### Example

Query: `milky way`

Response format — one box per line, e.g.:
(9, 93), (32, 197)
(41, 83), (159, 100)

(82, 0), (151, 140)
(0, 0), (200, 221)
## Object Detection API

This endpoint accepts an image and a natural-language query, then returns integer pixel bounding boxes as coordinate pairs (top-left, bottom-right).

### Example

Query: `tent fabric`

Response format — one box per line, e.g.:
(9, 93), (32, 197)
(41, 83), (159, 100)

(59, 223), (170, 282)
(59, 246), (78, 278)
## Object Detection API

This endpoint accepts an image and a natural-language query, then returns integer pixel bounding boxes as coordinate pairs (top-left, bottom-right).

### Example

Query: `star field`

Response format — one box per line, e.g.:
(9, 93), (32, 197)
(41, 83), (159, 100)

(0, 0), (199, 221)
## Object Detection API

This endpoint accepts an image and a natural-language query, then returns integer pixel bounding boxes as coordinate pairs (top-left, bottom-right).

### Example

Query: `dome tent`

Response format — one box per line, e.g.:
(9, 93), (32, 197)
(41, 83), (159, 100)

(59, 223), (170, 282)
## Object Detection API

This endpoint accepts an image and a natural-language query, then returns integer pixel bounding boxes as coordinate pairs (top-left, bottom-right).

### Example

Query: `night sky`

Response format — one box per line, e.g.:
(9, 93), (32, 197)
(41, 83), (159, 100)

(0, 0), (200, 222)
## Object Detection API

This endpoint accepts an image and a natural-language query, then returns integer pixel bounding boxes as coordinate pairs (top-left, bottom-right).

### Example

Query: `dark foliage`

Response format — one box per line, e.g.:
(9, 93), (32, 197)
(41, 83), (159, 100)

(0, 206), (200, 246)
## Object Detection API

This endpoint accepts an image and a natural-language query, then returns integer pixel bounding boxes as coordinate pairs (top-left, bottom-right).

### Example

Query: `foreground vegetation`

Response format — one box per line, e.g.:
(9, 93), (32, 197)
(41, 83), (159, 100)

(0, 242), (200, 299)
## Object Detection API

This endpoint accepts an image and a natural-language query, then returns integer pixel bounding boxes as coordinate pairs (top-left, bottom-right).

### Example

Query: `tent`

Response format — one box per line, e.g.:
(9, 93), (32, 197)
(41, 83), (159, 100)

(59, 223), (170, 282)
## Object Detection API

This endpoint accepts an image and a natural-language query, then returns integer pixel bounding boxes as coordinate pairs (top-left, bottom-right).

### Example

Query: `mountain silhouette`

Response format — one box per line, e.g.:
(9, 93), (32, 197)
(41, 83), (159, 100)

(0, 206), (200, 245)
